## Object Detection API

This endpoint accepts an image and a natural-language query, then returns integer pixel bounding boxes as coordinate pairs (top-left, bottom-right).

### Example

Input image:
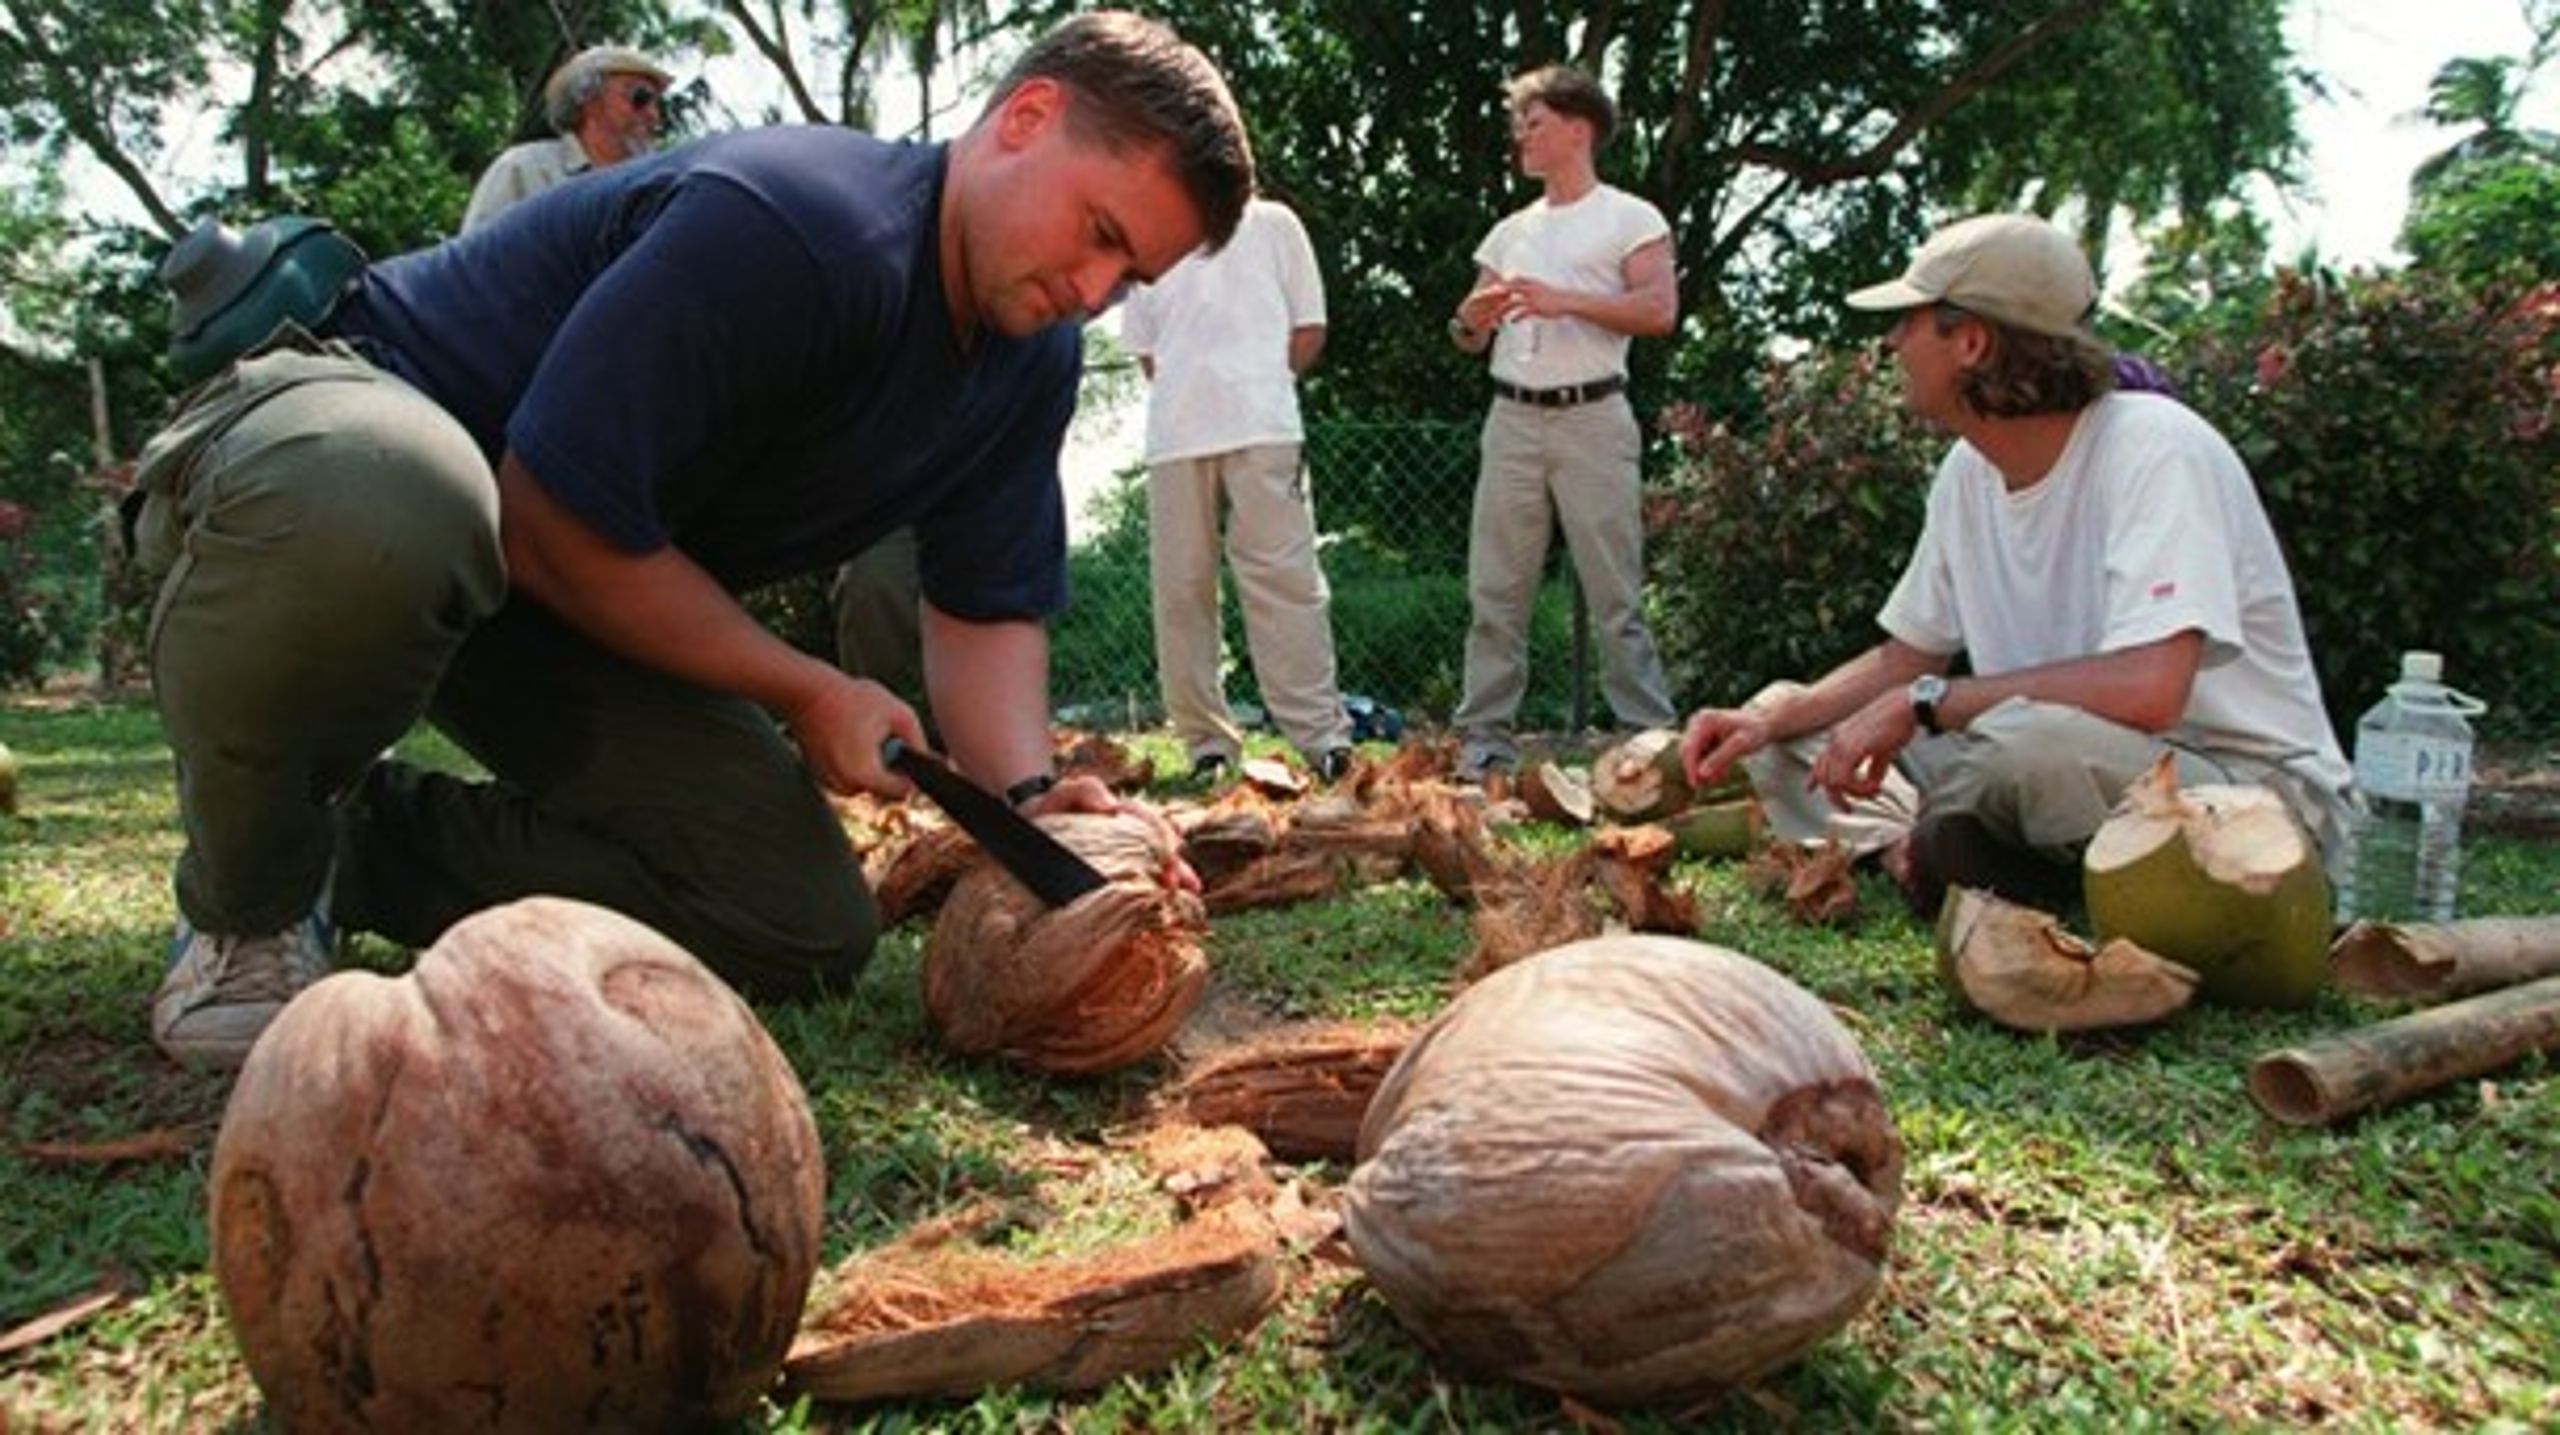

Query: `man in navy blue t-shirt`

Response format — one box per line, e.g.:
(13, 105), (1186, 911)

(131, 11), (1251, 1069)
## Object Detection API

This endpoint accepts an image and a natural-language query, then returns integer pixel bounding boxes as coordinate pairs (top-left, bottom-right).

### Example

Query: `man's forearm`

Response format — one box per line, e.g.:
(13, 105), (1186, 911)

(920, 602), (1056, 791)
(1930, 631), (2203, 735)
(1766, 641), (1948, 740)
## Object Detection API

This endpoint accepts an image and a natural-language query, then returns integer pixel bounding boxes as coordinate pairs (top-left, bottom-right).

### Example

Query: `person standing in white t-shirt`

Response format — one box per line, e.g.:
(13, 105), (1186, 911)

(1445, 65), (1680, 780)
(1679, 213), (2351, 917)
(1121, 197), (1355, 781)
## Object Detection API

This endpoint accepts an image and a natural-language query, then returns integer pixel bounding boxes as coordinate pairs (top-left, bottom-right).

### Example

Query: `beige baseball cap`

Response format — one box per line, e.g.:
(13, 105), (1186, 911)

(1844, 214), (2096, 338)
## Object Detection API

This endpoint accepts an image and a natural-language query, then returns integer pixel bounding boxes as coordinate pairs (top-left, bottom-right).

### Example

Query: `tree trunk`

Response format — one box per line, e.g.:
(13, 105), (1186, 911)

(2246, 975), (2560, 1127)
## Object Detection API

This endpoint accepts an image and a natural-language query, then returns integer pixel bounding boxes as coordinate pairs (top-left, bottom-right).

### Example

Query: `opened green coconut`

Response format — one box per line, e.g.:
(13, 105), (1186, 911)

(2082, 755), (2330, 1008)
(1589, 729), (1694, 823)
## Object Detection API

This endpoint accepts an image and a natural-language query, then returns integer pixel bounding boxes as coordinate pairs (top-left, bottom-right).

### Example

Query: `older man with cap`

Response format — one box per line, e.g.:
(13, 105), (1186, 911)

(1677, 213), (2350, 917)
(462, 44), (673, 231)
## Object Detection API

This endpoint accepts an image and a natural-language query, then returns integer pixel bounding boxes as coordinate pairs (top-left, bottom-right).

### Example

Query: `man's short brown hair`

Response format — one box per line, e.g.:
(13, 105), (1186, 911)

(1933, 305), (2119, 418)
(1505, 64), (1616, 148)
(985, 11), (1254, 249)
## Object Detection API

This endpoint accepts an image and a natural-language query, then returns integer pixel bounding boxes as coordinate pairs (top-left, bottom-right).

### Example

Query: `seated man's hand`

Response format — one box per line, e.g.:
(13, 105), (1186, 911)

(786, 675), (926, 799)
(1807, 690), (1917, 810)
(1682, 706), (1771, 787)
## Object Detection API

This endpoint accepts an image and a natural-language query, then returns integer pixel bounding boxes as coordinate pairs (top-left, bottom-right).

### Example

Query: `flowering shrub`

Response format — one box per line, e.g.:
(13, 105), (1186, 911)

(2182, 273), (2560, 732)
(1646, 346), (1942, 707)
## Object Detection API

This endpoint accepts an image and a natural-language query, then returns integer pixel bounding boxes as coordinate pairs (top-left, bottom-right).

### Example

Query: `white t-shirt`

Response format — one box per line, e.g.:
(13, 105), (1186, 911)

(461, 137), (592, 232)
(1119, 199), (1327, 465)
(1879, 392), (2350, 791)
(1472, 183), (1669, 388)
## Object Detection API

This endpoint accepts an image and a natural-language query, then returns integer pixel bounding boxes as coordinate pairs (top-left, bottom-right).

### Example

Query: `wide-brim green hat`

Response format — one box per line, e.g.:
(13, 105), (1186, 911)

(160, 216), (367, 382)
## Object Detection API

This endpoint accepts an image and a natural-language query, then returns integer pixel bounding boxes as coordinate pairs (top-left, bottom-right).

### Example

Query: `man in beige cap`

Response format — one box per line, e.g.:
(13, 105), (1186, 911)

(462, 44), (673, 231)
(1677, 213), (2350, 916)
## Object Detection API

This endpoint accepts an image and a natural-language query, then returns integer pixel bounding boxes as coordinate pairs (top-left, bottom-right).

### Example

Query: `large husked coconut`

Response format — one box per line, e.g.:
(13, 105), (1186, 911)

(209, 896), (824, 1430)
(1343, 936), (1902, 1408)
(2083, 755), (2331, 1008)
(924, 810), (1209, 1074)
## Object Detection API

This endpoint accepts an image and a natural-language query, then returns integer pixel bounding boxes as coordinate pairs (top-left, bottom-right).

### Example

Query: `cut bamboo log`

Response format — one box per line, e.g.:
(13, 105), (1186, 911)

(2246, 975), (2560, 1126)
(2330, 917), (2560, 1001)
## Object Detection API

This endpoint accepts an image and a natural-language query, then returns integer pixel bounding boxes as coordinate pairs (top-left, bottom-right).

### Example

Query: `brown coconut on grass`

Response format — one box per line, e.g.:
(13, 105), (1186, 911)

(209, 897), (824, 1430)
(1344, 936), (1902, 1409)
(923, 809), (1209, 1074)
(2082, 755), (2331, 1008)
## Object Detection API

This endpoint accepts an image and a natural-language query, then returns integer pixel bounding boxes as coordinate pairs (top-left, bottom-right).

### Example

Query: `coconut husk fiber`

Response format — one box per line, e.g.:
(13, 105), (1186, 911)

(785, 1127), (1286, 1404)
(923, 811), (1208, 1075)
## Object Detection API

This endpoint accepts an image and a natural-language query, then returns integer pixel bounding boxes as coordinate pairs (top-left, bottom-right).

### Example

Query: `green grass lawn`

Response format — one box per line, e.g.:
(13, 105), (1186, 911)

(3, 695), (2556, 1431)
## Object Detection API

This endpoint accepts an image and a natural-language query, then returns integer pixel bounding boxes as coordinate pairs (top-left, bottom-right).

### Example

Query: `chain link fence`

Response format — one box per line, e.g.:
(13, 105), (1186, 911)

(1049, 418), (1609, 737)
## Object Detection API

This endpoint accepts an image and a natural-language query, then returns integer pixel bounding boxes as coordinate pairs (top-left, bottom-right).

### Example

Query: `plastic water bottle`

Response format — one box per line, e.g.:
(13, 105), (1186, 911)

(2340, 651), (2486, 924)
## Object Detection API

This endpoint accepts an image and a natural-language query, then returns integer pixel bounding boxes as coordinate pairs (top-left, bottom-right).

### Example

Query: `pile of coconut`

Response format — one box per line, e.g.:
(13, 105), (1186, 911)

(208, 731), (1906, 1422)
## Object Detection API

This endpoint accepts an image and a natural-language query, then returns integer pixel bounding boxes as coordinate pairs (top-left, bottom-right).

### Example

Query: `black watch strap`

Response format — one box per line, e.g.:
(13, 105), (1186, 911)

(1003, 772), (1059, 809)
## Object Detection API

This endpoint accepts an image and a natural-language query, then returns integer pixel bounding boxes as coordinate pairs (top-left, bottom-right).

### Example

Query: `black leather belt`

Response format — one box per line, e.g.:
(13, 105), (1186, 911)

(1492, 374), (1627, 408)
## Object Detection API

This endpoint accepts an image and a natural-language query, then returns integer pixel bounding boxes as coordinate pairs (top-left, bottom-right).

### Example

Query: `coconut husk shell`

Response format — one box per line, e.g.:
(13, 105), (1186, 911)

(1518, 762), (1595, 826)
(1746, 841), (1861, 926)
(1240, 756), (1309, 799)
(1588, 826), (1699, 935)
(1465, 854), (1604, 982)
(1154, 1021), (1420, 1163)
(1174, 790), (1281, 884)
(1409, 790), (1504, 904)
(923, 811), (1208, 1074)
(2083, 756), (2330, 1008)
(1055, 732), (1155, 792)
(1345, 935), (1903, 1409)
(1934, 886), (2199, 1032)
(1590, 729), (1695, 823)
(211, 898), (823, 1430)
(1664, 798), (1764, 860)
(873, 822), (980, 927)
(785, 1128), (1285, 1404)
(1202, 848), (1345, 916)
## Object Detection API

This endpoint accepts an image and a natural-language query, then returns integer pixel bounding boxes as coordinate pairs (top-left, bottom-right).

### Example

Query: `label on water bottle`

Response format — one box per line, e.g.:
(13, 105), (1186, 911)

(2354, 730), (2472, 801)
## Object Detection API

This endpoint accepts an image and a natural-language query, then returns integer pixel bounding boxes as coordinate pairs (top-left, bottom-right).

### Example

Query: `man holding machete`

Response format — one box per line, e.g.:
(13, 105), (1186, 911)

(131, 11), (1240, 1069)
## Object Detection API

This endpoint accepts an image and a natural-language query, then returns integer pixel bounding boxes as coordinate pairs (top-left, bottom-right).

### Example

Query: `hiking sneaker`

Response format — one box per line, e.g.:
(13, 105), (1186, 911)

(1457, 745), (1516, 784)
(1316, 747), (1356, 783)
(1187, 752), (1233, 783)
(151, 909), (336, 1070)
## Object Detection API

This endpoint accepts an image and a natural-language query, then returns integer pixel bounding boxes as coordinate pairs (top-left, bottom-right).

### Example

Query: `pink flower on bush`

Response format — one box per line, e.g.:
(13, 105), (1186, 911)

(2253, 344), (2291, 389)
(0, 501), (29, 541)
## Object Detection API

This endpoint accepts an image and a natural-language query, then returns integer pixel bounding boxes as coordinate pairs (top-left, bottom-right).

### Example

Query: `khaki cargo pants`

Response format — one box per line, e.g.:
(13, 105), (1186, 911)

(132, 334), (873, 997)
(1737, 682), (2351, 876)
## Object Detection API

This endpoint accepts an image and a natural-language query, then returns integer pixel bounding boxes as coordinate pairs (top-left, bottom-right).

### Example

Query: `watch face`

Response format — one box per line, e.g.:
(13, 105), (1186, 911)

(1912, 675), (1947, 704)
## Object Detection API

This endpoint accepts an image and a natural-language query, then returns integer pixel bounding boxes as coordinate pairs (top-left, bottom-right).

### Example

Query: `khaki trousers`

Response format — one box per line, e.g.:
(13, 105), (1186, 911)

(1739, 683), (2351, 875)
(1452, 393), (1675, 757)
(133, 337), (874, 997)
(1147, 442), (1351, 761)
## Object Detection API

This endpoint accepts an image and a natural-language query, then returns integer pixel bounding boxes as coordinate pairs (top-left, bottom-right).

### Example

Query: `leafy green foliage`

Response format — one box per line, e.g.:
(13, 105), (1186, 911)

(1646, 346), (1943, 708)
(2180, 271), (2560, 734)
(2403, 153), (2560, 294)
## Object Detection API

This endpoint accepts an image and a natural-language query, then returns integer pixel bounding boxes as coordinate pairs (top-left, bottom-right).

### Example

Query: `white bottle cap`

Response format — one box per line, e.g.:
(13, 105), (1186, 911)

(2400, 650), (2443, 682)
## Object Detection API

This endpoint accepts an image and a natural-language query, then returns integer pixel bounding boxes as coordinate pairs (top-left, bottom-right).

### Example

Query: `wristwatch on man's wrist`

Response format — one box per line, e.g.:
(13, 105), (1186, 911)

(1004, 771), (1059, 809)
(1907, 673), (1949, 735)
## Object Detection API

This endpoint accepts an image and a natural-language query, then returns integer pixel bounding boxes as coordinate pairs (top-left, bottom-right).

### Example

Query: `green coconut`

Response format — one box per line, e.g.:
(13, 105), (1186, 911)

(1934, 885), (2198, 1033)
(1664, 797), (1764, 860)
(2081, 755), (2331, 1009)
(1589, 729), (1694, 822)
